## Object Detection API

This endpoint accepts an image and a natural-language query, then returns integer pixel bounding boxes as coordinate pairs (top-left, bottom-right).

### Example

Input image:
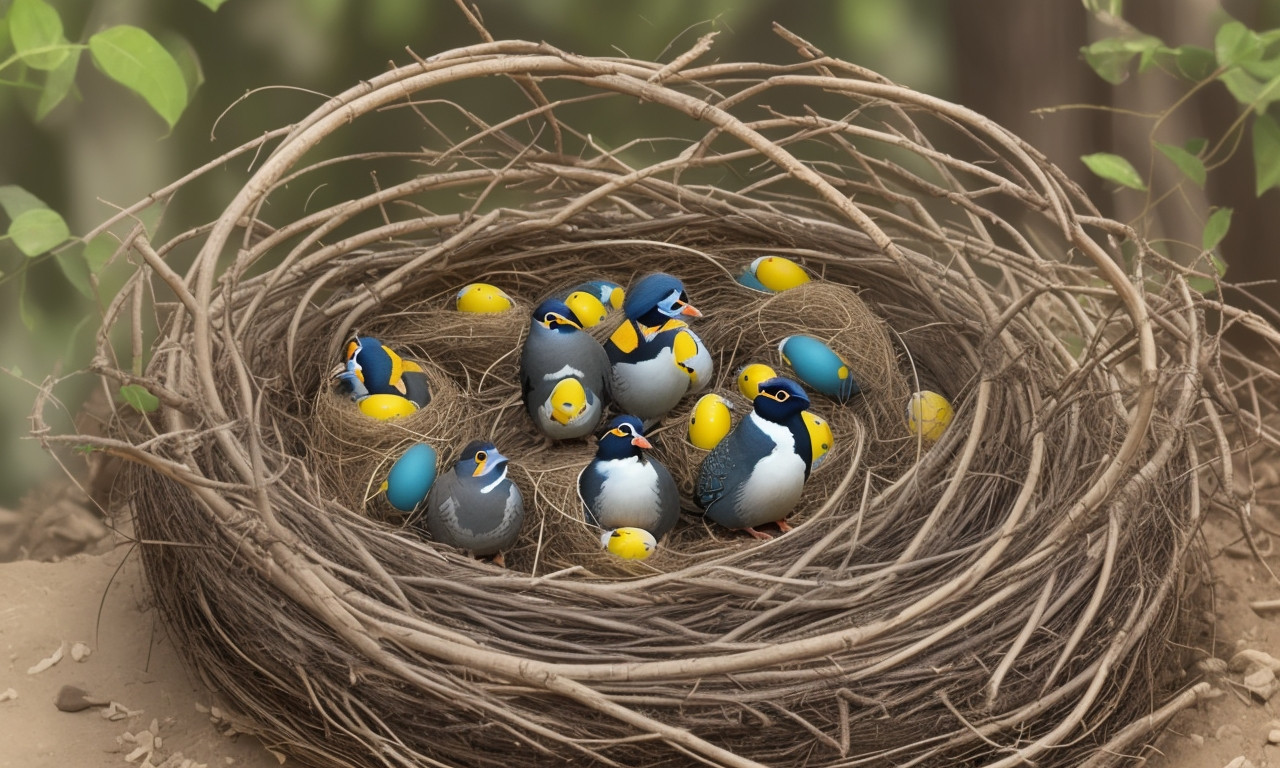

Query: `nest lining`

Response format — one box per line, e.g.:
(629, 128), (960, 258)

(35, 28), (1280, 768)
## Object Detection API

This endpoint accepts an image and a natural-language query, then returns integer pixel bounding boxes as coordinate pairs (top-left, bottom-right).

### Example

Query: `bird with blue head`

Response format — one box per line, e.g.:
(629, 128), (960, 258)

(421, 440), (524, 566)
(605, 273), (713, 424)
(520, 299), (610, 441)
(695, 377), (813, 539)
(578, 415), (680, 540)
(332, 335), (432, 414)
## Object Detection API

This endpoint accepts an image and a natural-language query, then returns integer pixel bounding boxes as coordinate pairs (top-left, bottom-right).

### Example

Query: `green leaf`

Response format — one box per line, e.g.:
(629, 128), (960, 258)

(1202, 207), (1233, 251)
(88, 25), (188, 130)
(1155, 141), (1207, 186)
(16, 271), (37, 331)
(196, 0), (232, 10)
(84, 234), (116, 274)
(1254, 113), (1280, 196)
(1184, 136), (1209, 155)
(1081, 36), (1162, 84)
(1216, 21), (1263, 68)
(35, 48), (80, 120)
(0, 18), (11, 56)
(1173, 45), (1216, 80)
(119, 384), (160, 413)
(1242, 53), (1280, 81)
(159, 31), (204, 97)
(55, 246), (93, 299)
(8, 207), (70, 256)
(1081, 152), (1147, 191)
(0, 185), (47, 218)
(1209, 251), (1228, 278)
(9, 0), (69, 70)
(1187, 276), (1218, 294)
(1220, 68), (1265, 105)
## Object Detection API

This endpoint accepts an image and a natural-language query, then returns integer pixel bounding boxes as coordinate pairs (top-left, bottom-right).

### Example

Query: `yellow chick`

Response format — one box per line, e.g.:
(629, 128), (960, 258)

(456, 283), (513, 313)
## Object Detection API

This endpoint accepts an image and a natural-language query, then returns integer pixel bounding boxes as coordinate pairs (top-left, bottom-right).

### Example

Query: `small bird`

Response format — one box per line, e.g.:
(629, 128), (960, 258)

(423, 441), (524, 564)
(333, 336), (431, 407)
(620, 272), (702, 331)
(601, 527), (658, 560)
(605, 273), (711, 422)
(571, 279), (626, 310)
(695, 378), (813, 539)
(578, 415), (680, 539)
(520, 300), (610, 440)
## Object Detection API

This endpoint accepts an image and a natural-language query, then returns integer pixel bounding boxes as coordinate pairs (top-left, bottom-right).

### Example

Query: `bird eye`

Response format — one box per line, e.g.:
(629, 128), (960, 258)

(475, 450), (487, 463)
(774, 390), (790, 402)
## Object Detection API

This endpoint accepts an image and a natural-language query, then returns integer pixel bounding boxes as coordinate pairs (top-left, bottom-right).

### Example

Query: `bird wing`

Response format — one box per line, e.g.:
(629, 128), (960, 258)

(651, 459), (681, 537)
(577, 463), (604, 527)
(694, 442), (733, 513)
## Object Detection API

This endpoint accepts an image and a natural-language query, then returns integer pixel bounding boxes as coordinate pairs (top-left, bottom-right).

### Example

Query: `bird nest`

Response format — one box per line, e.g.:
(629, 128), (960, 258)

(37, 27), (1280, 768)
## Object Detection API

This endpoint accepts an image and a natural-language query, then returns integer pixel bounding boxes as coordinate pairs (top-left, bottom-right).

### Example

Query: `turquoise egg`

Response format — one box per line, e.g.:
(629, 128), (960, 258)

(384, 443), (438, 512)
(778, 335), (861, 403)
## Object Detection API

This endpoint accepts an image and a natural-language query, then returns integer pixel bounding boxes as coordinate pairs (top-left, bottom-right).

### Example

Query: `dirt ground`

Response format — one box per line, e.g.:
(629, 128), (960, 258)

(2, 491), (1279, 768)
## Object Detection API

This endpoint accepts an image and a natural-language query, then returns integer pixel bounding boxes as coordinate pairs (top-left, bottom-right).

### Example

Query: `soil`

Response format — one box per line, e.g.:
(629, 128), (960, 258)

(2, 493), (1279, 768)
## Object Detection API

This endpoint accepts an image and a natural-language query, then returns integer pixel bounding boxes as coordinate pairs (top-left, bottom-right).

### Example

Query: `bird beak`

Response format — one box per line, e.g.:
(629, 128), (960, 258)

(678, 301), (702, 318)
(631, 435), (652, 450)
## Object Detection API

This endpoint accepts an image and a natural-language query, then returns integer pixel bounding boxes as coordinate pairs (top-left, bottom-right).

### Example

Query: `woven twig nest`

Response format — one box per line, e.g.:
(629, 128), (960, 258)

(38, 28), (1280, 768)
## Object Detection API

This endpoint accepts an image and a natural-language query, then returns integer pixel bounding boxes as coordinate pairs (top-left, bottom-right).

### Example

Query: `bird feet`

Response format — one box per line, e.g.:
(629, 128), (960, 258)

(742, 527), (773, 541)
(776, 519), (793, 534)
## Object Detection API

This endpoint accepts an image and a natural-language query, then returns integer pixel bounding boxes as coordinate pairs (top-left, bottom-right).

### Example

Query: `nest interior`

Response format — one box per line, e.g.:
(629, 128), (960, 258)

(39, 28), (1280, 768)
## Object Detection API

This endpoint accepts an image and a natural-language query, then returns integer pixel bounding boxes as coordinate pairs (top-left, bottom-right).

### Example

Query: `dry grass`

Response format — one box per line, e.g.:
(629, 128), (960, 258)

(33, 22), (1280, 768)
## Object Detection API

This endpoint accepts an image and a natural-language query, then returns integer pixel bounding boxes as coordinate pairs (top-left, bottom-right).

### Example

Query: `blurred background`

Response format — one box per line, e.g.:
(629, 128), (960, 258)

(1, 0), (1277, 510)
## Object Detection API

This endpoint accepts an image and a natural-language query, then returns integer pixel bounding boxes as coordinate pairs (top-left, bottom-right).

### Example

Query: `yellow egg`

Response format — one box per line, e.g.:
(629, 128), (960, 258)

(737, 363), (778, 401)
(358, 393), (419, 420)
(564, 290), (609, 327)
(802, 410), (834, 469)
(455, 283), (513, 313)
(907, 390), (953, 442)
(688, 394), (734, 450)
(752, 256), (811, 291)
(601, 527), (658, 560)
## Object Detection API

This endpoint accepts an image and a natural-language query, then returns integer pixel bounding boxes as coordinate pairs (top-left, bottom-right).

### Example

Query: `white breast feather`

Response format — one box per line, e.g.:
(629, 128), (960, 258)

(595, 457), (660, 525)
(738, 413), (806, 523)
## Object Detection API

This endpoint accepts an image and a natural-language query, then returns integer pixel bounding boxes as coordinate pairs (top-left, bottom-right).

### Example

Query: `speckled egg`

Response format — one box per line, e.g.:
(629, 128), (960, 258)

(748, 255), (810, 292)
(455, 283), (513, 313)
(907, 390), (953, 443)
(601, 527), (658, 560)
(802, 410), (834, 469)
(737, 363), (778, 401)
(564, 290), (609, 327)
(688, 394), (734, 450)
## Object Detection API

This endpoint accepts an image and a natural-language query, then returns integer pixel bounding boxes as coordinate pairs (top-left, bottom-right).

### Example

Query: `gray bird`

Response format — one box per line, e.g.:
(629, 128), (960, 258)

(695, 378), (813, 539)
(520, 299), (610, 440)
(423, 440), (524, 564)
(577, 415), (680, 538)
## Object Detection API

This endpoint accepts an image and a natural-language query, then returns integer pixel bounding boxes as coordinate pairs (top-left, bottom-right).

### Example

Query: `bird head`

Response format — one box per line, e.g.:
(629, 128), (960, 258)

(623, 273), (701, 327)
(753, 378), (811, 422)
(595, 415), (652, 459)
(531, 299), (583, 332)
(546, 377), (590, 426)
(457, 440), (508, 480)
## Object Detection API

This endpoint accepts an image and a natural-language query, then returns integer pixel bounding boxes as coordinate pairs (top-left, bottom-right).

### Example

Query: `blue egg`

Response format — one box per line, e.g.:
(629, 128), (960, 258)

(385, 443), (438, 512)
(778, 335), (861, 403)
(736, 270), (769, 292)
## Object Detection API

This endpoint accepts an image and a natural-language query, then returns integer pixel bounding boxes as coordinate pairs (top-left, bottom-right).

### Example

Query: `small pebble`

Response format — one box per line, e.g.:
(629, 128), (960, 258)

(1269, 729), (1280, 744)
(1197, 657), (1230, 675)
(1222, 757), (1254, 768)
(70, 642), (91, 662)
(0, 688), (16, 702)
(1189, 733), (1205, 746)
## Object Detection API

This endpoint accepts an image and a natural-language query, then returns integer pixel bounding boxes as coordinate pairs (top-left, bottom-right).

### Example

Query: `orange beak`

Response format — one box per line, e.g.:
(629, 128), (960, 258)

(631, 435), (653, 450)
